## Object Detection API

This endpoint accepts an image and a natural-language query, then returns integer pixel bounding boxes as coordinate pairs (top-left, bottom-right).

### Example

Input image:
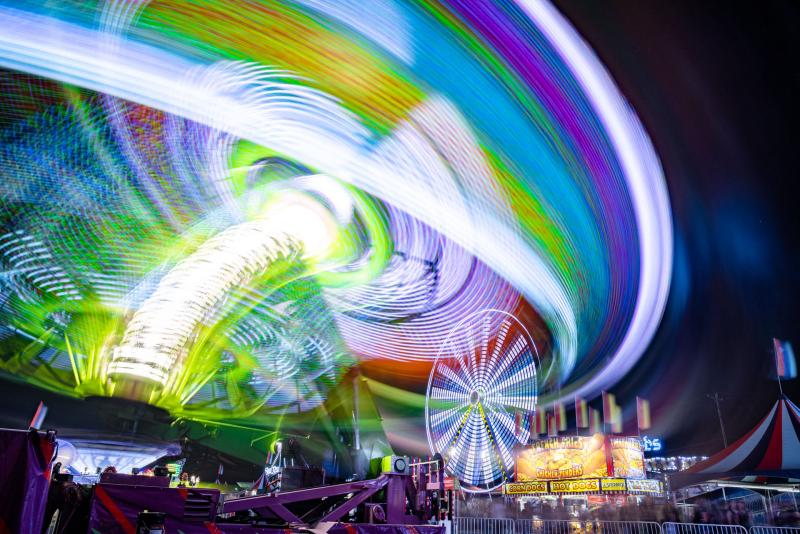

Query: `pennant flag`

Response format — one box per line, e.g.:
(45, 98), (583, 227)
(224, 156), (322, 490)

(612, 404), (623, 434)
(575, 397), (589, 428)
(29, 401), (47, 430)
(774, 338), (798, 379)
(589, 408), (602, 434)
(637, 397), (651, 430)
(537, 409), (547, 435)
(602, 391), (616, 426)
(547, 414), (558, 437)
(556, 403), (567, 432)
(215, 462), (224, 483)
(515, 411), (522, 438)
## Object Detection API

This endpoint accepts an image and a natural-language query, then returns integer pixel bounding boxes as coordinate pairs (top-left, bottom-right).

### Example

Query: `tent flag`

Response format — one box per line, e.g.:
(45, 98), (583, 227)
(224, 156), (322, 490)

(28, 401), (47, 430)
(547, 414), (558, 437)
(589, 408), (602, 434)
(612, 404), (623, 434)
(637, 397), (651, 430)
(774, 338), (797, 379)
(556, 402), (567, 431)
(536, 409), (547, 435)
(602, 391), (616, 427)
(576, 397), (589, 428)
(529, 412), (536, 440)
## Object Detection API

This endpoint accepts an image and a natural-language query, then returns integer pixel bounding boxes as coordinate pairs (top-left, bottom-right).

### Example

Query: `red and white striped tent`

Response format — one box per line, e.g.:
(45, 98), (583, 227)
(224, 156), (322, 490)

(672, 395), (800, 487)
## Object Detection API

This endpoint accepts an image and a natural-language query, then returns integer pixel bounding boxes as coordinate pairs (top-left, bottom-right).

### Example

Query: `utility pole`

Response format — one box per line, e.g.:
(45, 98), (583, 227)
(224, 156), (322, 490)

(707, 392), (729, 502)
(706, 392), (728, 448)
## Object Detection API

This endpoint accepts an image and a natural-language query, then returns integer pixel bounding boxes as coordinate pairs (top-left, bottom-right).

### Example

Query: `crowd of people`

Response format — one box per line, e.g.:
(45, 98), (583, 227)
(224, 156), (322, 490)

(687, 498), (800, 527)
(539, 500), (684, 524)
(687, 498), (753, 527)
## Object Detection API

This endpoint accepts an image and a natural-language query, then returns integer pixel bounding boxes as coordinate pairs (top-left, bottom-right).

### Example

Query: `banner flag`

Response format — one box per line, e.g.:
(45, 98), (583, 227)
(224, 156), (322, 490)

(774, 338), (798, 379)
(602, 391), (616, 425)
(537, 409), (547, 435)
(556, 403), (567, 432)
(589, 408), (602, 434)
(575, 397), (589, 428)
(547, 414), (558, 437)
(636, 397), (651, 430)
(612, 404), (623, 434)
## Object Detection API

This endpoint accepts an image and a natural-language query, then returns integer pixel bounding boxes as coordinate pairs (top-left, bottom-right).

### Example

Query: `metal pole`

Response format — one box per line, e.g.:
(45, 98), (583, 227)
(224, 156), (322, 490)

(353, 372), (360, 450)
(706, 393), (728, 448)
(767, 489), (774, 521)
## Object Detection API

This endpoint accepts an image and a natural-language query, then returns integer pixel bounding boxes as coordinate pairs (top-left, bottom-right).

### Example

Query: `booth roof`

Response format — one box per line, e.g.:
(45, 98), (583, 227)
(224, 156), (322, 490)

(671, 395), (800, 488)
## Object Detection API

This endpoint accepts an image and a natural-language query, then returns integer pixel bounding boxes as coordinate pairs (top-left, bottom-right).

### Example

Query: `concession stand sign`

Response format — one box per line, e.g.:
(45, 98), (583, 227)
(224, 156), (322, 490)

(503, 477), (646, 495)
(610, 437), (646, 479)
(625, 478), (662, 493)
(503, 481), (549, 495)
(516, 434), (608, 481)
(600, 478), (626, 491)
(550, 479), (601, 493)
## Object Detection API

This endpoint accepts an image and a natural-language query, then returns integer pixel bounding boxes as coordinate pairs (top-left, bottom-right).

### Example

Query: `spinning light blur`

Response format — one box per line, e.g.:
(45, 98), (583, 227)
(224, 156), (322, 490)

(0, 0), (671, 431)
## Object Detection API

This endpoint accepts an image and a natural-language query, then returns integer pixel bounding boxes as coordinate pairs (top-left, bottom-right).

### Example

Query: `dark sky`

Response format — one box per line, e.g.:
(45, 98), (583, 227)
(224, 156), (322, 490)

(553, 0), (800, 455)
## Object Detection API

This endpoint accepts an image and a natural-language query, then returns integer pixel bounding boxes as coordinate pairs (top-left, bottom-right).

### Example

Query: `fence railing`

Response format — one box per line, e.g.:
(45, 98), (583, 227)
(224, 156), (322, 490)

(750, 528), (800, 534)
(662, 522), (748, 534)
(454, 517), (514, 533)
(514, 520), (664, 534)
(451, 519), (790, 534)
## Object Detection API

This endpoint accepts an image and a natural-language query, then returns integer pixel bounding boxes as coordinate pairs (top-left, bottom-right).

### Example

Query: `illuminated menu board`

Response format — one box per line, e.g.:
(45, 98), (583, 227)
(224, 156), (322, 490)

(516, 434), (608, 481)
(610, 437), (646, 479)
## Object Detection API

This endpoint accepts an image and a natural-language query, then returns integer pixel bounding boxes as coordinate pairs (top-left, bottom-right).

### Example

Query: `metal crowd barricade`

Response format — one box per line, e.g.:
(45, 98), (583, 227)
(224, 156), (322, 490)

(453, 517), (515, 534)
(513, 520), (663, 534)
(750, 528), (800, 534)
(516, 519), (589, 534)
(662, 522), (748, 534)
(593, 521), (664, 534)
(516, 519), (578, 534)
(452, 517), (800, 534)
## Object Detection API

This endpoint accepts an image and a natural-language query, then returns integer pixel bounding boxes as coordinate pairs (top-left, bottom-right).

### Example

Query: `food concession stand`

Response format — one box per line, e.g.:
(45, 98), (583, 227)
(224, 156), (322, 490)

(503, 434), (664, 511)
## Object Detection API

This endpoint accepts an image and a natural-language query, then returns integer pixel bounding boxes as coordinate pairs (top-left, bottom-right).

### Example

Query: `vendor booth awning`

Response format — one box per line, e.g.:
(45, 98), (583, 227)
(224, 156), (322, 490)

(671, 395), (800, 488)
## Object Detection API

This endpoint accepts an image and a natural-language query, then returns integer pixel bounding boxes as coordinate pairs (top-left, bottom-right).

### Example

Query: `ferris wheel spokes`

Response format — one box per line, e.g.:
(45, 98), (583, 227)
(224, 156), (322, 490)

(425, 309), (539, 492)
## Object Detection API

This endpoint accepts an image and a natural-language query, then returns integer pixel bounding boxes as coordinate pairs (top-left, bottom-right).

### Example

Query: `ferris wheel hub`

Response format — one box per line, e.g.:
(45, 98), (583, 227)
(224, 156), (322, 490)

(469, 391), (479, 405)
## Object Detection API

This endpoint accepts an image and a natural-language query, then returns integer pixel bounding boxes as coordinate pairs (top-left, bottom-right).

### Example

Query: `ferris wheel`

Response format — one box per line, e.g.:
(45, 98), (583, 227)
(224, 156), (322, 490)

(425, 309), (539, 492)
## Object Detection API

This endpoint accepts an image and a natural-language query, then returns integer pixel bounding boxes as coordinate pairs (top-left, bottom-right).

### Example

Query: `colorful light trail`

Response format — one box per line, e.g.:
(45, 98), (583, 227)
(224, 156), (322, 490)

(0, 0), (671, 459)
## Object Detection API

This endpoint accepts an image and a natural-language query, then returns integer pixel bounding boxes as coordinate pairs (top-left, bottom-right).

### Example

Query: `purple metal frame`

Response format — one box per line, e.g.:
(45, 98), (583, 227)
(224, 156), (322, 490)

(219, 457), (449, 530)
(221, 474), (396, 525)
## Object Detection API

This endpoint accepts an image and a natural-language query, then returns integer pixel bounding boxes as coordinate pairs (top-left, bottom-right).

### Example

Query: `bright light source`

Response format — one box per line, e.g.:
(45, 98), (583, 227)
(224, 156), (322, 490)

(262, 190), (340, 259)
(109, 188), (342, 390)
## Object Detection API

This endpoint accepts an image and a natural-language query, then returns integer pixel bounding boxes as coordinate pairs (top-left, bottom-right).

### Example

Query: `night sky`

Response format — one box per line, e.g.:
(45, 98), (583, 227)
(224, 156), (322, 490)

(553, 0), (800, 455)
